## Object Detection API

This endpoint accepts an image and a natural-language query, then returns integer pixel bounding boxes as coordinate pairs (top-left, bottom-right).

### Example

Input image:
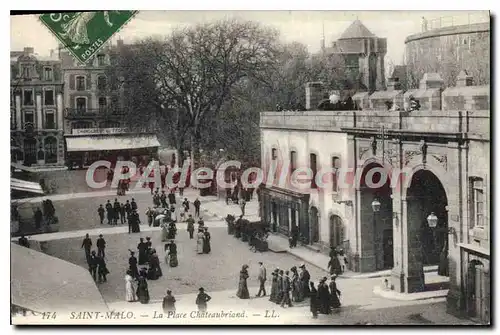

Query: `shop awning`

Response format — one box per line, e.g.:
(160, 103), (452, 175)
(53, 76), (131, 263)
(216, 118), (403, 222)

(66, 134), (161, 152)
(11, 178), (45, 195)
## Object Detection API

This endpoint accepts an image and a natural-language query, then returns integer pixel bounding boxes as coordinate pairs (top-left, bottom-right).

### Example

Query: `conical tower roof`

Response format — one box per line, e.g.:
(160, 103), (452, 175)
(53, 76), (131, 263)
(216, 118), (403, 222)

(339, 20), (376, 40)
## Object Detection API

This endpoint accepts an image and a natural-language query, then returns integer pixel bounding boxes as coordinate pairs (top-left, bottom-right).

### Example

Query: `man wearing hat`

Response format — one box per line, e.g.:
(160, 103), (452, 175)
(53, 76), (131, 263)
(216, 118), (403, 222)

(256, 262), (267, 297)
(195, 287), (211, 312)
(280, 270), (293, 308)
(96, 234), (106, 258)
(299, 263), (311, 298)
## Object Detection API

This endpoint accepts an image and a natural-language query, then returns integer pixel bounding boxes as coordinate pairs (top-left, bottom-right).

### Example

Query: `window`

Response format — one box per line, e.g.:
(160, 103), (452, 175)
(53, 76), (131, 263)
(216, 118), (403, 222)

(24, 111), (34, 126)
(290, 151), (297, 174)
(310, 153), (318, 189)
(22, 65), (31, 79)
(23, 90), (34, 105)
(76, 97), (87, 112)
(44, 137), (58, 164)
(271, 148), (277, 160)
(44, 89), (54, 105)
(97, 76), (107, 90)
(76, 76), (86, 91)
(332, 156), (341, 192)
(43, 67), (53, 81)
(45, 111), (55, 129)
(471, 178), (484, 228)
(98, 97), (107, 111)
(97, 54), (106, 66)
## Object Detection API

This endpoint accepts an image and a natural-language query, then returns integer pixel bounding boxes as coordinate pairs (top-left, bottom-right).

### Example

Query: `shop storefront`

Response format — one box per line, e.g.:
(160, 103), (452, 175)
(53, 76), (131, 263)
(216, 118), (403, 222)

(65, 128), (160, 169)
(260, 186), (310, 243)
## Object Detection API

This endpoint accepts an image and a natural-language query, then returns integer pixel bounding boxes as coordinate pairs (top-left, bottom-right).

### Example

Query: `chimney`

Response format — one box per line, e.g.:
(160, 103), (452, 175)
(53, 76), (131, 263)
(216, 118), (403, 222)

(419, 73), (444, 90)
(117, 38), (124, 49)
(305, 82), (325, 110)
(50, 49), (54, 58)
(456, 70), (473, 87)
(23, 47), (34, 55)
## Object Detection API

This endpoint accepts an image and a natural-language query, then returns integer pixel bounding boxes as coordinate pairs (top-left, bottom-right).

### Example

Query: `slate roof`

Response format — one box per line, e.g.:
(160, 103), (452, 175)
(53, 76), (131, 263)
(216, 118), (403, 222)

(339, 20), (376, 40)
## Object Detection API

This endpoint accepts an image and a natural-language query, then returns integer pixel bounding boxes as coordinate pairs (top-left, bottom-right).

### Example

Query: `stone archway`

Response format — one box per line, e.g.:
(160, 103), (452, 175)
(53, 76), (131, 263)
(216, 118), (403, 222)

(405, 168), (448, 292)
(407, 169), (448, 265)
(359, 161), (393, 272)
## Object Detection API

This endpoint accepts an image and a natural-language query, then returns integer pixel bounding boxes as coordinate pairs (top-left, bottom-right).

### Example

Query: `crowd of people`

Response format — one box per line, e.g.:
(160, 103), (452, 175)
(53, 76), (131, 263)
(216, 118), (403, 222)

(81, 233), (110, 283)
(235, 261), (343, 318)
(97, 197), (141, 233)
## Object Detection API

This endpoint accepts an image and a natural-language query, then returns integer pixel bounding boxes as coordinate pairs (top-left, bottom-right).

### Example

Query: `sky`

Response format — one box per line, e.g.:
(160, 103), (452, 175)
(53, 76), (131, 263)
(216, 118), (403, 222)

(11, 10), (489, 66)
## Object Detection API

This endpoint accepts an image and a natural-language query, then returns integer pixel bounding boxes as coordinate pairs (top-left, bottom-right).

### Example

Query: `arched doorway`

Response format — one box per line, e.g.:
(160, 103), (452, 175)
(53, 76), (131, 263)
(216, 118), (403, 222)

(310, 206), (319, 243)
(44, 137), (58, 164)
(359, 162), (393, 271)
(406, 169), (448, 267)
(329, 215), (344, 249)
(466, 260), (490, 322)
(23, 138), (37, 166)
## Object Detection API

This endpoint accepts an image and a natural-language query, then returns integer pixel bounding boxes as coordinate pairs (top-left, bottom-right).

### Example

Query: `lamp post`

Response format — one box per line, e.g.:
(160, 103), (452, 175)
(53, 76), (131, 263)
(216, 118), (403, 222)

(371, 198), (381, 269)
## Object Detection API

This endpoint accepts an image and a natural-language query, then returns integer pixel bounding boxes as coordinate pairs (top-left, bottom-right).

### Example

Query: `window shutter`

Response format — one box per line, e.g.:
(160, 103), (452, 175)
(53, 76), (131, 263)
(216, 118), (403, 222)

(69, 74), (75, 90)
(87, 75), (92, 90)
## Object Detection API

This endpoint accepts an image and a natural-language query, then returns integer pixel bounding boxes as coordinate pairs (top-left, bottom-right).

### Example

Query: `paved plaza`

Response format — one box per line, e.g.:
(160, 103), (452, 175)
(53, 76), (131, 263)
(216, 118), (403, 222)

(13, 184), (476, 325)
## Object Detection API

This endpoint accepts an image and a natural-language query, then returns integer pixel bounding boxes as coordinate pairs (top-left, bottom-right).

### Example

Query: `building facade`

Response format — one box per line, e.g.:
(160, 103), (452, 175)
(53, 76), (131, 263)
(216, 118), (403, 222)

(10, 47), (65, 167)
(260, 71), (490, 323)
(61, 43), (160, 168)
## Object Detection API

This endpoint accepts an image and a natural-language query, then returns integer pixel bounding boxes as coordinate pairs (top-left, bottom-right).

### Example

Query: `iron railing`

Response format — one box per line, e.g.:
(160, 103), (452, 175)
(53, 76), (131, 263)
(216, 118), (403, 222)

(423, 13), (490, 32)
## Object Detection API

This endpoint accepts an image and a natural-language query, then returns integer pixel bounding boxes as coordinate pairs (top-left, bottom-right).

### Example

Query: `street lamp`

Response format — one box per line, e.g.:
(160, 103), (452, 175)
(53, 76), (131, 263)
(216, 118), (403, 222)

(427, 212), (438, 228)
(371, 198), (381, 269)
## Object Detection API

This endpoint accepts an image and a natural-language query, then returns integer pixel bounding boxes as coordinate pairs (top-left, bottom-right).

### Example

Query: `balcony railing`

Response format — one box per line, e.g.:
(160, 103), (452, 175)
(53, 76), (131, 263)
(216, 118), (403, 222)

(64, 108), (127, 119)
(424, 13), (490, 32)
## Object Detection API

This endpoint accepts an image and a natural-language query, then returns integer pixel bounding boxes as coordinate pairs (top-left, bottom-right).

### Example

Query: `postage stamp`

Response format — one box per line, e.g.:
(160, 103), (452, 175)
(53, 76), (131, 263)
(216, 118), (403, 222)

(39, 11), (137, 64)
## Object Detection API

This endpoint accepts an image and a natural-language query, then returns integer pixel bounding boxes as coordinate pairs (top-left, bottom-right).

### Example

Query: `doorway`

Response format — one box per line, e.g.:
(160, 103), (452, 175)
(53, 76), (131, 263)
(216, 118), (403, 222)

(329, 215), (344, 249)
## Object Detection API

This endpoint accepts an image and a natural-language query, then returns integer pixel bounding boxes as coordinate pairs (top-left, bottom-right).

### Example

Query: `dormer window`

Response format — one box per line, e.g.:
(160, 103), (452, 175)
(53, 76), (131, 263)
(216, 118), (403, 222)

(21, 64), (31, 79)
(97, 54), (106, 66)
(43, 67), (53, 81)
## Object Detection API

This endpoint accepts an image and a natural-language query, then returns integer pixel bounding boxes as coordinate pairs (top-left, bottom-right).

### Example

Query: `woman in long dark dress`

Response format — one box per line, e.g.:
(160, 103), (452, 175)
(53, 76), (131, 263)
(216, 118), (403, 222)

(236, 264), (250, 299)
(269, 270), (278, 303)
(165, 241), (179, 267)
(167, 222), (177, 240)
(136, 270), (150, 304)
(147, 250), (162, 280)
(317, 277), (330, 314)
(309, 282), (319, 318)
(137, 238), (148, 265)
(328, 276), (341, 310)
(202, 228), (211, 254)
(327, 251), (342, 276)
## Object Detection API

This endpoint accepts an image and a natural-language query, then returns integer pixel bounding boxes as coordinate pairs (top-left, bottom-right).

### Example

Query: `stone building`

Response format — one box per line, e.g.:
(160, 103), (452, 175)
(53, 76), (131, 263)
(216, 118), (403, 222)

(323, 20), (387, 93)
(61, 42), (160, 167)
(405, 17), (490, 88)
(10, 47), (65, 168)
(259, 71), (490, 324)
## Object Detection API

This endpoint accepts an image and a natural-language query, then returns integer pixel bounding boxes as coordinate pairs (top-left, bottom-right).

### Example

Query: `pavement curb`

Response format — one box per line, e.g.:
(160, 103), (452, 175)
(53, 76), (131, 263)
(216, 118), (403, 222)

(373, 285), (448, 301)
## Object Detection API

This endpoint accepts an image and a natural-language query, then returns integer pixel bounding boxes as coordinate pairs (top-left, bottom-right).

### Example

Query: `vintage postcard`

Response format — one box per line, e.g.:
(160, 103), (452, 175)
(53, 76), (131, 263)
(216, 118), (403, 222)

(10, 10), (490, 325)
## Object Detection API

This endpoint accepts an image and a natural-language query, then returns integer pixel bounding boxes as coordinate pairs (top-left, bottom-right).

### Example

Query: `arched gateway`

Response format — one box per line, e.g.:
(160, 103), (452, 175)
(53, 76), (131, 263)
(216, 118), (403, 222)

(358, 162), (394, 272)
